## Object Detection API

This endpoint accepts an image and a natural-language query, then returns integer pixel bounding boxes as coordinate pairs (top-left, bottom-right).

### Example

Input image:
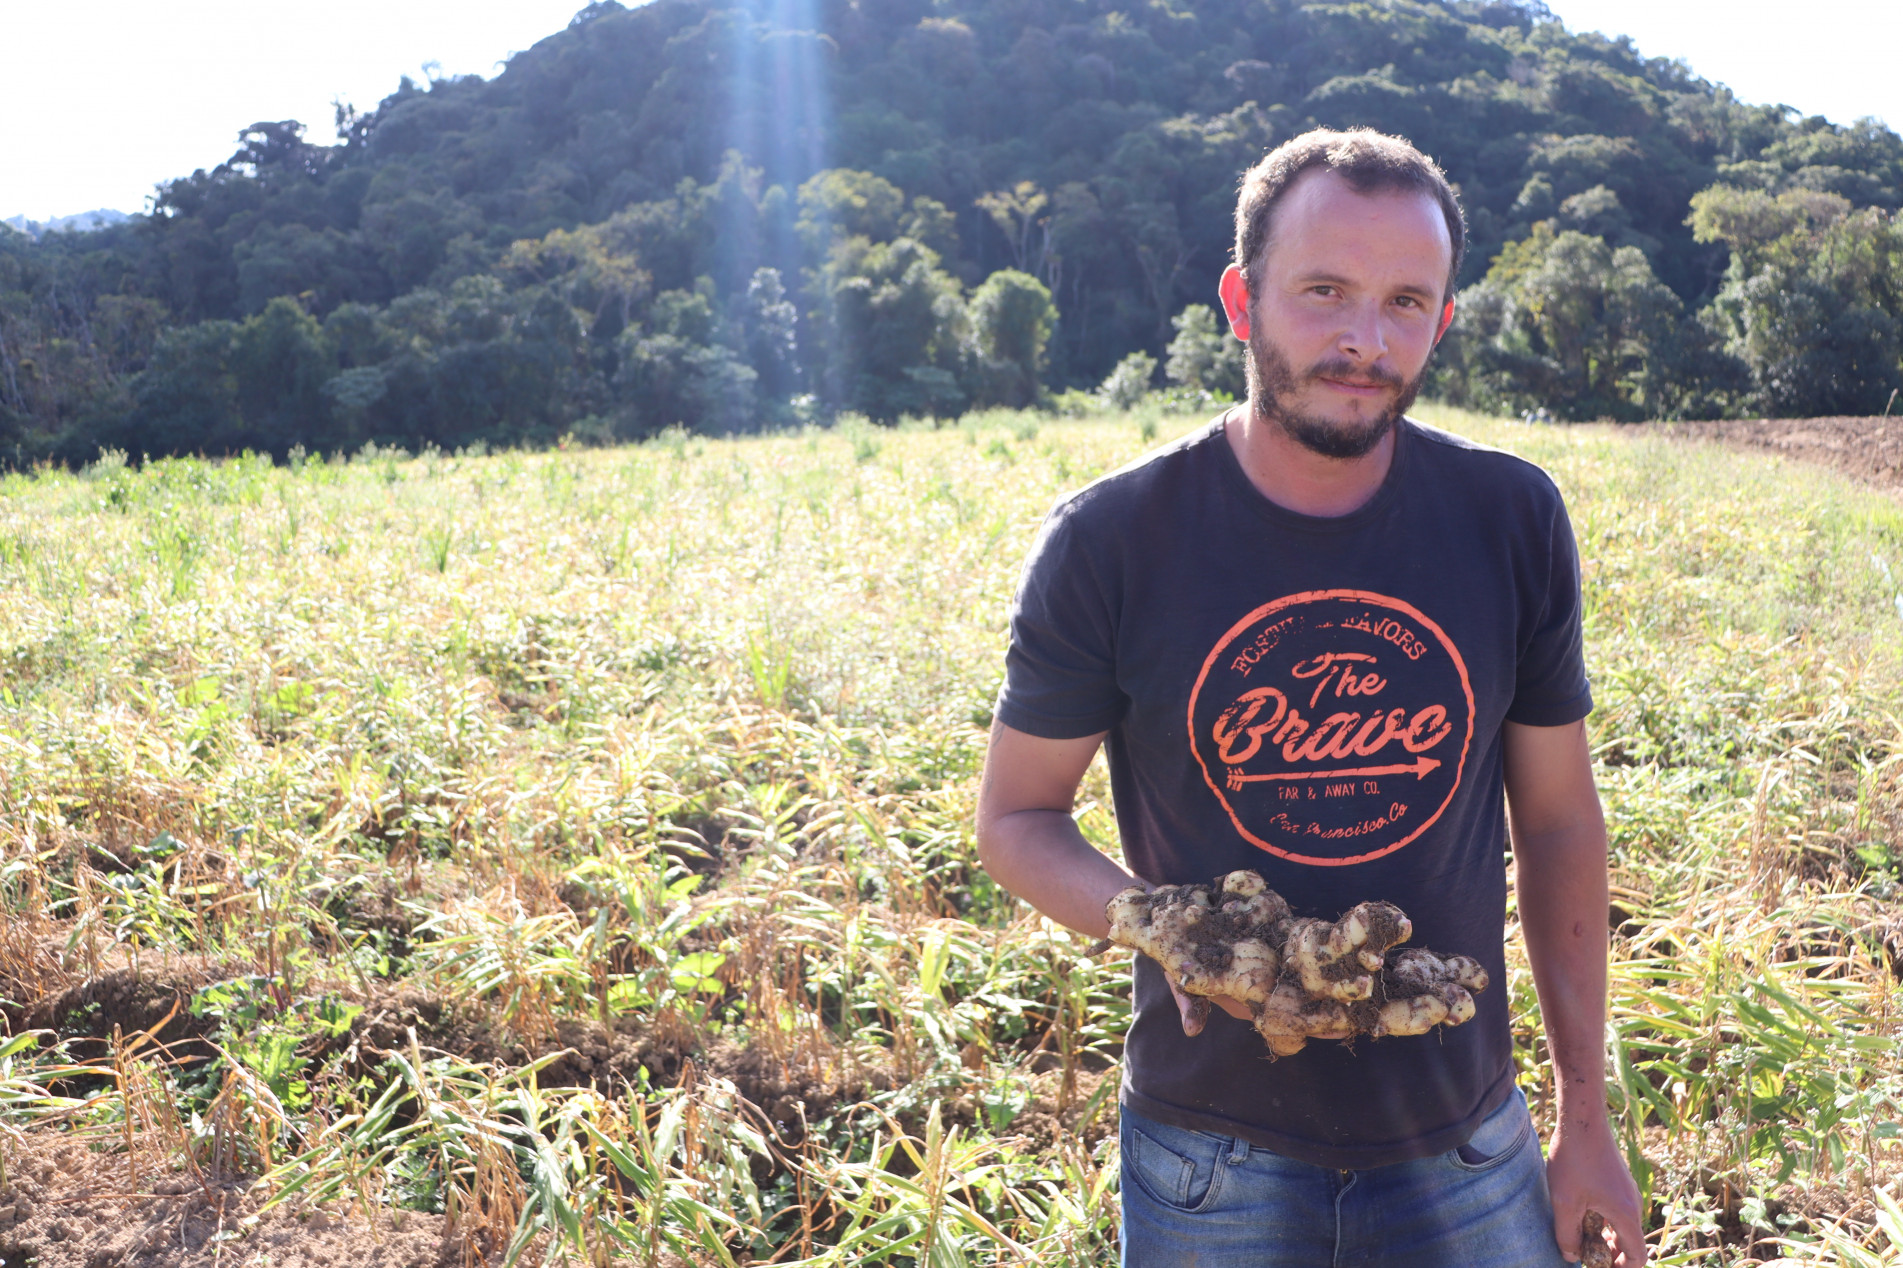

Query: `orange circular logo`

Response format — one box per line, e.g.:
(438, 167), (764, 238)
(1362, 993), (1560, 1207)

(1187, 590), (1474, 866)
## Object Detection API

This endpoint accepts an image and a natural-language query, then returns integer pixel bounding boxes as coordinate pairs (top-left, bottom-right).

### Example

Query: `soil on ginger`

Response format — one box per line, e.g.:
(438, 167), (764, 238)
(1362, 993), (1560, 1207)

(1667, 415), (1903, 491)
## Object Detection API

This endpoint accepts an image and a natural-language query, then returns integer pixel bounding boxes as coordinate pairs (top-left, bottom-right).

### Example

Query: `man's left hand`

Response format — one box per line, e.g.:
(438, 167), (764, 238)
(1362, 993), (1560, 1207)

(1546, 1113), (1646, 1266)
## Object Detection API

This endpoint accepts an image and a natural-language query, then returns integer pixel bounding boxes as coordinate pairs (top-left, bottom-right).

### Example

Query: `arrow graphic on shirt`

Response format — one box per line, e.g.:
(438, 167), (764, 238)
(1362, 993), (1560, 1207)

(1225, 755), (1441, 789)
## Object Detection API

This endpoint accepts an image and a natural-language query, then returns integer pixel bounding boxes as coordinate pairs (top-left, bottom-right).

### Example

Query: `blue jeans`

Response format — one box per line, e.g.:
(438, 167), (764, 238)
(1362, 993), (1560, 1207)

(1120, 1086), (1570, 1267)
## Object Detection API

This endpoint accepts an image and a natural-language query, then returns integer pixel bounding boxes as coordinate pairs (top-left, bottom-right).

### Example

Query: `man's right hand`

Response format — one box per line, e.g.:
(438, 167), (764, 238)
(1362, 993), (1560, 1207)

(973, 721), (1257, 1037)
(1165, 974), (1252, 1035)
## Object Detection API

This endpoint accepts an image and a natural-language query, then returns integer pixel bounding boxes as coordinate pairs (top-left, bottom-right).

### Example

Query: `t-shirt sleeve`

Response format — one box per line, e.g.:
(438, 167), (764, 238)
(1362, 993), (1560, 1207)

(1507, 495), (1593, 727)
(994, 500), (1128, 739)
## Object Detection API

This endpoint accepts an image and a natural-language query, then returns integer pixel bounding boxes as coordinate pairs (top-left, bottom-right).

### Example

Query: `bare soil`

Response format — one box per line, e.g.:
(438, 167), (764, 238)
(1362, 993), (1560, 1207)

(0, 971), (1110, 1268)
(0, 963), (877, 1266)
(345, 987), (893, 1141)
(1666, 416), (1903, 491)
(0, 1133), (458, 1268)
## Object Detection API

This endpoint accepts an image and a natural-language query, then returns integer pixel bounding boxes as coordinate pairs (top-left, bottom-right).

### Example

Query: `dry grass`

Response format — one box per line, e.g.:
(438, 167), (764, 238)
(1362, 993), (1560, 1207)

(0, 405), (1896, 1265)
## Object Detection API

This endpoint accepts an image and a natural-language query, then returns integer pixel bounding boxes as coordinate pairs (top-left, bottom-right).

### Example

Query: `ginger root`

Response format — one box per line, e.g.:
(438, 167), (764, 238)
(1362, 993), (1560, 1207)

(1095, 870), (1488, 1056)
(1579, 1210), (1613, 1268)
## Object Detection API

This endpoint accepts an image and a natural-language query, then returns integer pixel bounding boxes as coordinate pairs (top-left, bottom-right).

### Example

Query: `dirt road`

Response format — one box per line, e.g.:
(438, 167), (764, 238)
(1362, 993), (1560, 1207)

(1667, 416), (1903, 491)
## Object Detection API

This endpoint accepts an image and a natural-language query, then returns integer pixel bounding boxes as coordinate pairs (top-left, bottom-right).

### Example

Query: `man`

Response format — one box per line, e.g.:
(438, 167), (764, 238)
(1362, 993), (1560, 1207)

(974, 129), (1646, 1267)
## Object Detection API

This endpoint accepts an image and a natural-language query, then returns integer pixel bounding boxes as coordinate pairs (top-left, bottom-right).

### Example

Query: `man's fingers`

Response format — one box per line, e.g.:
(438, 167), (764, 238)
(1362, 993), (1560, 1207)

(1168, 978), (1211, 1035)
(1213, 994), (1253, 1021)
(1168, 979), (1254, 1033)
(1181, 995), (1211, 1034)
(1552, 1207), (1582, 1260)
(1607, 1207), (1647, 1268)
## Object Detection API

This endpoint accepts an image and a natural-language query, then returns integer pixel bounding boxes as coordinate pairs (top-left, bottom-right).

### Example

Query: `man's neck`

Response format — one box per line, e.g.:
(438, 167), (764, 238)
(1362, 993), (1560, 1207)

(1223, 406), (1398, 518)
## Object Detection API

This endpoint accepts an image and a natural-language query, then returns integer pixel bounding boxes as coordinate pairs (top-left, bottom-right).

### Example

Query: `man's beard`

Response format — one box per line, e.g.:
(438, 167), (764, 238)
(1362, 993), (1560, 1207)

(1247, 327), (1426, 460)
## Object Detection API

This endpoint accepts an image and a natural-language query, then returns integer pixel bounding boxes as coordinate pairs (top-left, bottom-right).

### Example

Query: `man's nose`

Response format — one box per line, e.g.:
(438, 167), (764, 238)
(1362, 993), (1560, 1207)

(1336, 299), (1389, 363)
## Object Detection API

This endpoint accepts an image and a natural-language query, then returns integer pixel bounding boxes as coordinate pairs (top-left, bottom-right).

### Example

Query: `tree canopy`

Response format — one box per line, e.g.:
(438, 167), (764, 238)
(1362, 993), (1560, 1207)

(5, 0), (1902, 461)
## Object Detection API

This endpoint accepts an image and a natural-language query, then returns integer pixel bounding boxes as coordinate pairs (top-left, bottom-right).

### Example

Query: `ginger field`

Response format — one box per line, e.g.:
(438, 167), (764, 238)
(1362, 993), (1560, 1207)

(0, 407), (1900, 1266)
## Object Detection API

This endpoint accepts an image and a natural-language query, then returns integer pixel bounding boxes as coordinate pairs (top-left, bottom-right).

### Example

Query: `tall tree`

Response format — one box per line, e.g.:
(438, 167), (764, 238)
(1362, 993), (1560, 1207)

(1692, 187), (1903, 417)
(968, 269), (1056, 408)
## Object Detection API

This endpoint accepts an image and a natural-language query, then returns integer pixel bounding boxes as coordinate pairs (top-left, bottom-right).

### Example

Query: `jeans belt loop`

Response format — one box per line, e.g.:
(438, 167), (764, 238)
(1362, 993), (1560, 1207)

(1227, 1137), (1249, 1164)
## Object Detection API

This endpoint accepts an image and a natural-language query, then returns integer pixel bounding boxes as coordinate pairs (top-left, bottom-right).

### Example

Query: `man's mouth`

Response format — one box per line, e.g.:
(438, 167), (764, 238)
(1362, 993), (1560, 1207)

(1314, 375), (1394, 397)
(1303, 357), (1405, 397)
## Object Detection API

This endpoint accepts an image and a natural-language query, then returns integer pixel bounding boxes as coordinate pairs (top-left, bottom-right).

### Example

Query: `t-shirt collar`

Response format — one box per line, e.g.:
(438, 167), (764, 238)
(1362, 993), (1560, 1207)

(1207, 406), (1413, 534)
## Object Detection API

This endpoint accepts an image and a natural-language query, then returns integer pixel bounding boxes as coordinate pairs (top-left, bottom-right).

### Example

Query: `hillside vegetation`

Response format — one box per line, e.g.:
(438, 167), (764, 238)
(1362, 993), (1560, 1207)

(4, 0), (1903, 464)
(0, 412), (1899, 1264)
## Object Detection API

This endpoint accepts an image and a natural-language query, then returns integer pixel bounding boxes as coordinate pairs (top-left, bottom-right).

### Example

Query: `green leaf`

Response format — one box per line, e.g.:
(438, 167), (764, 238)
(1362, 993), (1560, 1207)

(309, 997), (364, 1038)
(669, 951), (726, 995)
(0, 1031), (45, 1061)
(919, 930), (950, 999)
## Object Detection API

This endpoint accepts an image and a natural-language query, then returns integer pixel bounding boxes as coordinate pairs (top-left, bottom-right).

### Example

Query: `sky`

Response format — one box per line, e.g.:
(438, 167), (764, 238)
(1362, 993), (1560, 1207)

(3, 0), (1901, 222)
(1, 1), (586, 222)
(1542, 1), (1902, 132)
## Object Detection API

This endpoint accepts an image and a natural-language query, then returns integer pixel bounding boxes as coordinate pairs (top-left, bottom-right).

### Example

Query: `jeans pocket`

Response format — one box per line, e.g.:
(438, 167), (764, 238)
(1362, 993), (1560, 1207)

(1123, 1118), (1230, 1213)
(1447, 1088), (1534, 1173)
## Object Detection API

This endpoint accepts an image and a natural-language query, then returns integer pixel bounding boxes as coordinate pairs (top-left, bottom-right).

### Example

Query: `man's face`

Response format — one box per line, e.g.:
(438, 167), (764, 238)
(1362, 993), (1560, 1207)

(1222, 169), (1454, 460)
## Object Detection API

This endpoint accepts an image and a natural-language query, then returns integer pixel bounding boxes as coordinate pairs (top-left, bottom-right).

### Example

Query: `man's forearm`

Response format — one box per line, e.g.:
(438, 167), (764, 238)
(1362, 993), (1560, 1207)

(976, 807), (1142, 938)
(1505, 719), (1646, 1263)
(1514, 816), (1612, 1133)
(975, 724), (1141, 937)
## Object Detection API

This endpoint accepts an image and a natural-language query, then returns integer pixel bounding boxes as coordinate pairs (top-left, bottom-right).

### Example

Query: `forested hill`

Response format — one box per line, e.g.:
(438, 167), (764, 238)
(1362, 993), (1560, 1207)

(5, 0), (1903, 462)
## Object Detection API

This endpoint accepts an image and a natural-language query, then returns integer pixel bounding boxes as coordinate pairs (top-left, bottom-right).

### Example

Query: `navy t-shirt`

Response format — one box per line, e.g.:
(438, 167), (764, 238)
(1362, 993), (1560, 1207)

(995, 414), (1592, 1169)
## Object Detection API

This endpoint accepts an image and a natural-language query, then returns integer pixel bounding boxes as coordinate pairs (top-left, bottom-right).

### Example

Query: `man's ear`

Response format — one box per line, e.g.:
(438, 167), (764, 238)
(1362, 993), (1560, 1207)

(1434, 296), (1456, 345)
(1218, 265), (1252, 341)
